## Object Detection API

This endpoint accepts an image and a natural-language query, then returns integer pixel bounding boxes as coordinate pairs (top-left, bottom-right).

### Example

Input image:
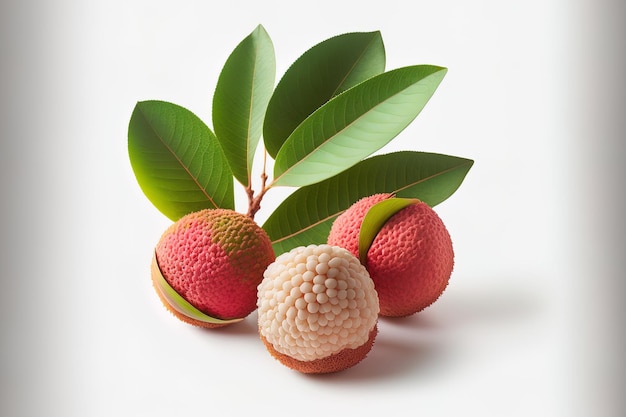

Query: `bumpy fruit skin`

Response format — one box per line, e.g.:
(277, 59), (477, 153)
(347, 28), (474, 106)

(257, 244), (379, 373)
(154, 208), (275, 328)
(328, 194), (454, 317)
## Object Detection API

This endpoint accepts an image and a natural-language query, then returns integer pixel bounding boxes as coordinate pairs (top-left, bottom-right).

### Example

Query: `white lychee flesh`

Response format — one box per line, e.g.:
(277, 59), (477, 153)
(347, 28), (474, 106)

(257, 244), (379, 367)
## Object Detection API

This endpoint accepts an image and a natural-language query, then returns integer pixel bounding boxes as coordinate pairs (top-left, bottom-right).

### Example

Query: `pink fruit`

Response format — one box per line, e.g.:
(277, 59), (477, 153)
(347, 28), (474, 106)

(153, 208), (275, 328)
(328, 194), (454, 317)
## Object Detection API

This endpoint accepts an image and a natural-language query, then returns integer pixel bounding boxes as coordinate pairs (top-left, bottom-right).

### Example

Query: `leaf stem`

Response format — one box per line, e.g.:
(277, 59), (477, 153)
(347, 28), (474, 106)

(247, 149), (270, 219)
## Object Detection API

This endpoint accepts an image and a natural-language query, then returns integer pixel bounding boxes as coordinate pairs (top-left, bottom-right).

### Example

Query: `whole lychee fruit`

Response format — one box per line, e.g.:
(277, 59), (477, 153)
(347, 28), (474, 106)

(257, 244), (379, 373)
(328, 194), (454, 317)
(152, 208), (275, 328)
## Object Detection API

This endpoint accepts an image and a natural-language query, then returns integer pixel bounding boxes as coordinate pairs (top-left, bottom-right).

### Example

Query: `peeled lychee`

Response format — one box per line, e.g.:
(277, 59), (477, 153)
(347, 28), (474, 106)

(257, 244), (379, 373)
(153, 208), (275, 328)
(328, 194), (454, 317)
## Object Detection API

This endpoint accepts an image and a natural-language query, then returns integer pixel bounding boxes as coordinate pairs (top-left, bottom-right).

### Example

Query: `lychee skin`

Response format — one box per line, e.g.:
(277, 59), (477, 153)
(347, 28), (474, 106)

(328, 194), (454, 317)
(257, 244), (379, 373)
(154, 209), (275, 327)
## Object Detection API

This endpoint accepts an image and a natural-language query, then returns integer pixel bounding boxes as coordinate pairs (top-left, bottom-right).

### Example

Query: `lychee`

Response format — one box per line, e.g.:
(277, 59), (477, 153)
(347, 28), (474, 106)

(153, 208), (275, 328)
(257, 244), (379, 373)
(328, 194), (454, 317)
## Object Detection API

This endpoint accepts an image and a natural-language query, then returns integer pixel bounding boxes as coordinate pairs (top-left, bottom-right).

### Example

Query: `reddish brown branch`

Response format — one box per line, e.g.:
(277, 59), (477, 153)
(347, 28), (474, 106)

(246, 151), (270, 219)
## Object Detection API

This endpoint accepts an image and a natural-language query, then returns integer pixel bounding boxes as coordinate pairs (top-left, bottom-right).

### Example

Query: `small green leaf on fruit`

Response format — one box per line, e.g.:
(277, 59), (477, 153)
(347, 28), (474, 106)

(151, 253), (244, 325)
(358, 197), (419, 264)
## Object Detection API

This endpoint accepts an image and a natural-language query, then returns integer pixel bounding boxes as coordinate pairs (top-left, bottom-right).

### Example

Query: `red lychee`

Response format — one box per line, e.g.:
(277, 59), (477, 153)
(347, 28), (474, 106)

(153, 208), (275, 328)
(328, 194), (454, 317)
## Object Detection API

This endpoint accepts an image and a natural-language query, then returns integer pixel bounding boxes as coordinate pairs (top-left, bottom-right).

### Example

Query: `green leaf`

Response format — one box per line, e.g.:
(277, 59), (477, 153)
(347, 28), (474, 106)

(271, 65), (448, 187)
(263, 31), (385, 158)
(358, 197), (419, 264)
(152, 253), (244, 324)
(263, 151), (472, 254)
(212, 24), (276, 187)
(128, 100), (234, 220)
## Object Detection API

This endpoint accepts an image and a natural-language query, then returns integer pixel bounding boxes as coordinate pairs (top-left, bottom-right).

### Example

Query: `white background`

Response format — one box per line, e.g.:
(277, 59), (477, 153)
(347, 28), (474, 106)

(1, 1), (624, 416)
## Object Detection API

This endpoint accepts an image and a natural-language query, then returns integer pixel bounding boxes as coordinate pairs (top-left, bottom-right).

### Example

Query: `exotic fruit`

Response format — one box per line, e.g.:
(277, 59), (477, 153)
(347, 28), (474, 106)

(152, 208), (275, 328)
(328, 194), (454, 317)
(257, 244), (379, 373)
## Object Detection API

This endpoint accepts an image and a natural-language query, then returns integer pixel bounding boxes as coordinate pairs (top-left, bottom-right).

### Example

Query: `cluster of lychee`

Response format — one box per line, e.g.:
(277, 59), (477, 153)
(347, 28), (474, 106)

(151, 193), (454, 374)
